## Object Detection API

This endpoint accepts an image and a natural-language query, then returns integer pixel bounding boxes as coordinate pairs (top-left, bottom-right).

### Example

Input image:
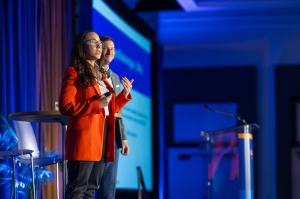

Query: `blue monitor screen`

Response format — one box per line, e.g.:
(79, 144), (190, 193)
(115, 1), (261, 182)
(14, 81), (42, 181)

(92, 0), (152, 190)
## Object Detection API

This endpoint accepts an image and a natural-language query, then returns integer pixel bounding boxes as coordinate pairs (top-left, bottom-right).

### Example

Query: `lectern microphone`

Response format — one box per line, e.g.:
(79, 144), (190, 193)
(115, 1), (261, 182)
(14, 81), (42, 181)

(203, 103), (247, 124)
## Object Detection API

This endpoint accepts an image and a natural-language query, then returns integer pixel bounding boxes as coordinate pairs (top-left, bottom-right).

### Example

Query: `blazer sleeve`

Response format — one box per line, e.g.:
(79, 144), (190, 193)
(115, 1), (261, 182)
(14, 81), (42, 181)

(115, 91), (132, 114)
(119, 118), (127, 141)
(111, 72), (128, 141)
(59, 67), (101, 117)
(115, 91), (131, 143)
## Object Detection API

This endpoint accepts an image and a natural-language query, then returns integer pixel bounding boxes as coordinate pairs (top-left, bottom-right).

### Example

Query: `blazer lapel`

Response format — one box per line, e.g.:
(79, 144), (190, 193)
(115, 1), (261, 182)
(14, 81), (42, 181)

(111, 74), (117, 92)
(92, 81), (101, 96)
(111, 72), (121, 95)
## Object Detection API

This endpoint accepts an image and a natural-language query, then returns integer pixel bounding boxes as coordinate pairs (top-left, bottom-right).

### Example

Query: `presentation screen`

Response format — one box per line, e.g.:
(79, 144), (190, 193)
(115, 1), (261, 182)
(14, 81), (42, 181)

(92, 0), (152, 190)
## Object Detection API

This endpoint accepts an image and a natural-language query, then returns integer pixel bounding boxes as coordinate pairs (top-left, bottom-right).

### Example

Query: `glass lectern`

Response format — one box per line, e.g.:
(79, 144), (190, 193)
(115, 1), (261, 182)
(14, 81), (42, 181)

(201, 123), (258, 199)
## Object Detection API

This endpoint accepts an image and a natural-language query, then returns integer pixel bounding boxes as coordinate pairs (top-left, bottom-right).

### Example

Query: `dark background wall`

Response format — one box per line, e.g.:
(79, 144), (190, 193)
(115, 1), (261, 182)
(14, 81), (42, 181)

(163, 67), (257, 145)
(275, 65), (300, 199)
(163, 67), (257, 199)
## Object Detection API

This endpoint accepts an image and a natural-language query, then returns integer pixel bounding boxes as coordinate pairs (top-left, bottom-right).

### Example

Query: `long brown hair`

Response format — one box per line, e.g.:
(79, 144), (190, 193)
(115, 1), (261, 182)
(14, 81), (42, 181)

(71, 30), (98, 87)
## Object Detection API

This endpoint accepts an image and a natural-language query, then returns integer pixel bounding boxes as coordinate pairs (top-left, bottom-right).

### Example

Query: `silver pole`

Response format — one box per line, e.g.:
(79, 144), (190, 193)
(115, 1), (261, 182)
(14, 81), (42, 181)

(12, 158), (16, 199)
(63, 125), (67, 197)
(30, 154), (36, 199)
(56, 162), (60, 199)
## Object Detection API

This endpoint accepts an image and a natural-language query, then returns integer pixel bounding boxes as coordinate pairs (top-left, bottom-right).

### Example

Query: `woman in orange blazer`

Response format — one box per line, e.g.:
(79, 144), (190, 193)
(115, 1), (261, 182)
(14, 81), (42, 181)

(59, 31), (133, 199)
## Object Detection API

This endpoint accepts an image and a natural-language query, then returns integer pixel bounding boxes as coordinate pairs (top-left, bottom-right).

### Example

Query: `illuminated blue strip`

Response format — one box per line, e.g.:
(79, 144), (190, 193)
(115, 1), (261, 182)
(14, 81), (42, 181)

(93, 0), (151, 53)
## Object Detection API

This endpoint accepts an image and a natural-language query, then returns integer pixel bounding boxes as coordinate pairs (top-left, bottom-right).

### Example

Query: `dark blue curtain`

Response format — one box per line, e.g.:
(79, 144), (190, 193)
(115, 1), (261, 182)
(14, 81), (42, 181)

(0, 0), (37, 197)
(0, 0), (37, 117)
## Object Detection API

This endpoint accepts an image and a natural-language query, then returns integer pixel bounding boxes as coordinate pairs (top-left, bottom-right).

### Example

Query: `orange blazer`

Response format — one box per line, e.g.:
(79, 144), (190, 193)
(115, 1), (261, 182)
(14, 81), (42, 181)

(59, 67), (131, 161)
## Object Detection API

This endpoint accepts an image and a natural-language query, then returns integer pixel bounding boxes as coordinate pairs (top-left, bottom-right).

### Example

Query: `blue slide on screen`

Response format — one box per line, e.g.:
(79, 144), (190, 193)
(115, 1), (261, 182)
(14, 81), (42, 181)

(92, 0), (152, 190)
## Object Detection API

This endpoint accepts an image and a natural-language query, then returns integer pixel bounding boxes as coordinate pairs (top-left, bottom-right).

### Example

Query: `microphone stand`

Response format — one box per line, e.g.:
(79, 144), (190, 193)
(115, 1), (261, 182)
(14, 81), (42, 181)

(203, 104), (248, 125)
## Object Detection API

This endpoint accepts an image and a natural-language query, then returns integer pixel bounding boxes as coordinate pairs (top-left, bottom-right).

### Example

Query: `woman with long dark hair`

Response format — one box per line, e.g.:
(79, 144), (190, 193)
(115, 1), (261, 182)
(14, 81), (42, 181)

(59, 31), (133, 198)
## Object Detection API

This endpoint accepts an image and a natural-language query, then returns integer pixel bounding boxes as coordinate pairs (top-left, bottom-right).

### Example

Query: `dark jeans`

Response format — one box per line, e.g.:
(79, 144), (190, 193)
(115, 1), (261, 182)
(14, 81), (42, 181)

(66, 160), (105, 199)
(96, 148), (119, 199)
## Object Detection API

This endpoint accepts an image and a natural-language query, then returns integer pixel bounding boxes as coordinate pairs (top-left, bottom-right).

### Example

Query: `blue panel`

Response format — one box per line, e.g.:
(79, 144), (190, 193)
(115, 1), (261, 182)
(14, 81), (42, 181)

(168, 148), (208, 199)
(174, 103), (238, 143)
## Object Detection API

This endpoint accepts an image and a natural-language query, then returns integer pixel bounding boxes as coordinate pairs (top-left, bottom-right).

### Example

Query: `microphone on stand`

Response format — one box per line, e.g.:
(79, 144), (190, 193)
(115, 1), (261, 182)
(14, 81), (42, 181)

(203, 103), (247, 124)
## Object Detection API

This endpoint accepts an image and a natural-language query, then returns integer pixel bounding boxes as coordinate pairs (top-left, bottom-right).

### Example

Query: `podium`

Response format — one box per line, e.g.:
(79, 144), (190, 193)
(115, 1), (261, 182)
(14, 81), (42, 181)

(201, 123), (258, 199)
